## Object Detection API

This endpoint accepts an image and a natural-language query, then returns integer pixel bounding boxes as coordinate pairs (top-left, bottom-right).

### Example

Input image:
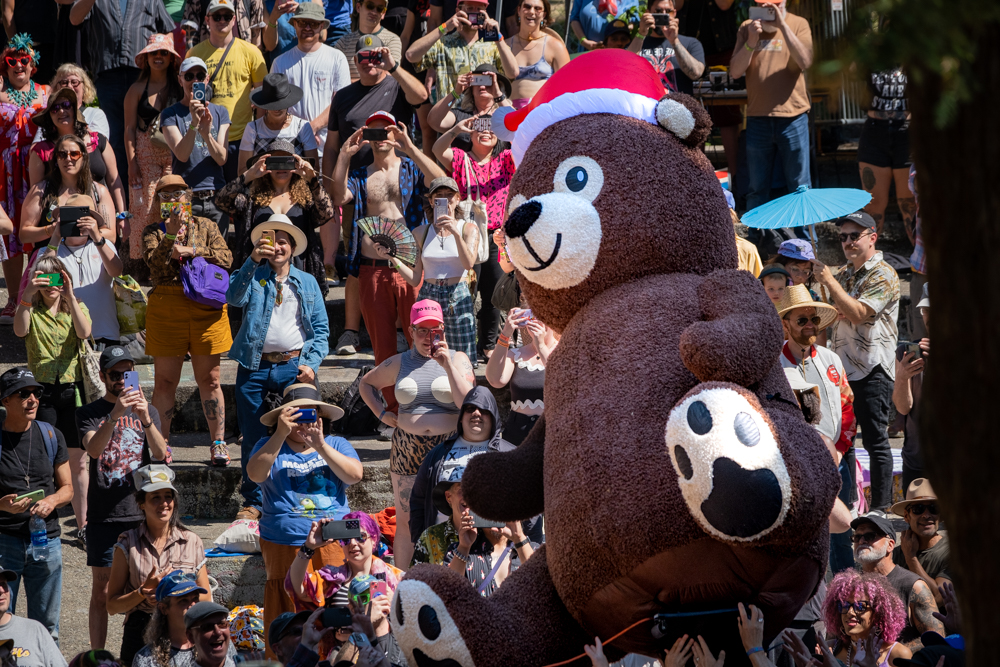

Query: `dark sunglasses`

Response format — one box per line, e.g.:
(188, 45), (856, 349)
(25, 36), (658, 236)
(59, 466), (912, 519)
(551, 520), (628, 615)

(50, 100), (74, 113)
(908, 503), (939, 516)
(106, 370), (129, 382)
(836, 600), (873, 615)
(5, 55), (31, 68)
(794, 315), (823, 327)
(18, 388), (42, 400)
(57, 149), (84, 161)
(211, 12), (234, 21)
(339, 532), (370, 546)
(148, 49), (172, 57)
(363, 1), (388, 11)
(850, 531), (886, 545)
(184, 71), (207, 82)
(839, 231), (872, 244)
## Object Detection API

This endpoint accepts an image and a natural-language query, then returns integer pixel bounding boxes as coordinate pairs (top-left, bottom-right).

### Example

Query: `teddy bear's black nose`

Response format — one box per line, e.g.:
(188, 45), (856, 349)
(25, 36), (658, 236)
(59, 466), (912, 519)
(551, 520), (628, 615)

(505, 200), (541, 239)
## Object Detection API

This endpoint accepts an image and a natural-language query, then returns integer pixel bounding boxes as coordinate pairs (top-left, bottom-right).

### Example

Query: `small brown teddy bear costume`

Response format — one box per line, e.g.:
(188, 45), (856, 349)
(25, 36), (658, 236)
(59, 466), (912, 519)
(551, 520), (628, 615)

(390, 50), (840, 667)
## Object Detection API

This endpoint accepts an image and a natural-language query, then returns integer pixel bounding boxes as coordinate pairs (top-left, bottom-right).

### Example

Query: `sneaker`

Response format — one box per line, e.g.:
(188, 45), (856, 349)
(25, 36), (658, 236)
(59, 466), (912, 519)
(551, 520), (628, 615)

(326, 264), (340, 287)
(335, 330), (360, 356)
(236, 506), (262, 521)
(210, 441), (231, 467)
(396, 330), (408, 354)
(377, 423), (394, 441)
(0, 301), (15, 325)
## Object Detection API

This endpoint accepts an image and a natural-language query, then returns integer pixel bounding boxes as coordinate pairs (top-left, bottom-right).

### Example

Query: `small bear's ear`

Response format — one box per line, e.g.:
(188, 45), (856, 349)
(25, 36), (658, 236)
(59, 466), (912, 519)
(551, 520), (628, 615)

(655, 93), (712, 147)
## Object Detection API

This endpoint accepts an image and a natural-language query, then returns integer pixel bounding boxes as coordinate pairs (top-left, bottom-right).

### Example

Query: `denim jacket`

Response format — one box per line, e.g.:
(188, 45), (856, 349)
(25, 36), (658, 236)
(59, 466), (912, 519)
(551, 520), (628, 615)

(226, 257), (329, 372)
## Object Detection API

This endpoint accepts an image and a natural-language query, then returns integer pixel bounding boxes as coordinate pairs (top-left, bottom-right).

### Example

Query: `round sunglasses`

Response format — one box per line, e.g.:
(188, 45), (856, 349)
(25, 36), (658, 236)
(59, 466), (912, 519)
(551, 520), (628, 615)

(836, 600), (872, 615)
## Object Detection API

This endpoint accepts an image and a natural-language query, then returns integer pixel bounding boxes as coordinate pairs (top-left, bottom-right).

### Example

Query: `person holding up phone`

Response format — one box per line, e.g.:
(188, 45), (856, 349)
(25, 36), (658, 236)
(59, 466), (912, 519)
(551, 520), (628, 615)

(226, 216), (330, 521)
(628, 0), (705, 95)
(246, 385), (362, 653)
(160, 57), (232, 233)
(427, 64), (513, 154)
(76, 346), (169, 656)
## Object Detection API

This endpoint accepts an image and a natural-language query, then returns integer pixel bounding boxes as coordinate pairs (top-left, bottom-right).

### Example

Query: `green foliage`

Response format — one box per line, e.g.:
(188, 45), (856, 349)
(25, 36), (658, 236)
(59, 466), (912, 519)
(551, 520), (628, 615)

(606, 0), (647, 39)
(825, 0), (1000, 127)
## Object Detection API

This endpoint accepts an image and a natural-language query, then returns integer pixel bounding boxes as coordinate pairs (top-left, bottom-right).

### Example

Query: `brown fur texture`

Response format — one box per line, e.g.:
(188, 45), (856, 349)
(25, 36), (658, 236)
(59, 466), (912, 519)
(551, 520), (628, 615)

(393, 91), (840, 667)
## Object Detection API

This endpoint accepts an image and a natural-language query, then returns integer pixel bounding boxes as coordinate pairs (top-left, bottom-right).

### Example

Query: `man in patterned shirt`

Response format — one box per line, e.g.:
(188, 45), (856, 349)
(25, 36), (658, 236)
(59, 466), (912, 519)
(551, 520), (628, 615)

(811, 210), (900, 513)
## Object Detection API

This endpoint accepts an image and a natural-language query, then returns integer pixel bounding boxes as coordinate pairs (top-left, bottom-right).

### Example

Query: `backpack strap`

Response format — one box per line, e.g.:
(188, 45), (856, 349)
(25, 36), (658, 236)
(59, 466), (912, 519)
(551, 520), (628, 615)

(34, 421), (59, 466)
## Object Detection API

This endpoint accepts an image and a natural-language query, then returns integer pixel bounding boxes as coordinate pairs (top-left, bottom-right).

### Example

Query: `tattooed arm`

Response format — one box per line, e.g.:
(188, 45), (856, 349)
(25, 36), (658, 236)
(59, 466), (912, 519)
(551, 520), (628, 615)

(898, 196), (917, 245)
(444, 351), (476, 408)
(906, 580), (945, 651)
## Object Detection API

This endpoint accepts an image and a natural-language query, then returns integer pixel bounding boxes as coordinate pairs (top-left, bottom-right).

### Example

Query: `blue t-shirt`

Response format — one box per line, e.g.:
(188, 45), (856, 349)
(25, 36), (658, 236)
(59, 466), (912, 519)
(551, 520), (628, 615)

(251, 435), (361, 545)
(323, 0), (352, 30)
(160, 101), (230, 192)
(569, 0), (610, 43)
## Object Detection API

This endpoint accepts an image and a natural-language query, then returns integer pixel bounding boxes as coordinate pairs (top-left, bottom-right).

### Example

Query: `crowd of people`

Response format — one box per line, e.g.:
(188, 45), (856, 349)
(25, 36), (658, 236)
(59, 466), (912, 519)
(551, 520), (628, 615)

(0, 0), (948, 666)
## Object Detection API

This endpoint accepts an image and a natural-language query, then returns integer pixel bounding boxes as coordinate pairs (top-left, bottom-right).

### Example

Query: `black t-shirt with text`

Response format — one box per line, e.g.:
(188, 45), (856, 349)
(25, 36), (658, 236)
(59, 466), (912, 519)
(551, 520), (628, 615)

(76, 399), (160, 523)
(328, 75), (416, 169)
(0, 423), (69, 539)
(638, 34), (706, 95)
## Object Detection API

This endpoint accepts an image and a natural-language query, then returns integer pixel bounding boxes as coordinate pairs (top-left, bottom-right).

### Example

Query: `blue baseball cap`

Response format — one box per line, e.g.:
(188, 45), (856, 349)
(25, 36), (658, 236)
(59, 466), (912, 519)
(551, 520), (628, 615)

(777, 239), (815, 262)
(156, 570), (208, 601)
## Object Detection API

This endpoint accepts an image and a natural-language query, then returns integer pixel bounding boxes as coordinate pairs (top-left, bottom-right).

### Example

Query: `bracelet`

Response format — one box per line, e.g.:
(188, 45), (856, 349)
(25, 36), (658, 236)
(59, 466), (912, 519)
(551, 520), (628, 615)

(46, 243), (58, 252)
(267, 21), (277, 27)
(18, 299), (31, 308)
(453, 549), (469, 563)
(747, 647), (765, 656)
(494, 93), (506, 103)
(439, 23), (447, 34)
(388, 61), (399, 74)
(141, 421), (153, 429)
(95, 236), (107, 247)
(513, 538), (529, 549)
(165, 233), (176, 240)
(379, 409), (386, 422)
(745, 41), (755, 52)
(496, 334), (511, 348)
(298, 545), (316, 559)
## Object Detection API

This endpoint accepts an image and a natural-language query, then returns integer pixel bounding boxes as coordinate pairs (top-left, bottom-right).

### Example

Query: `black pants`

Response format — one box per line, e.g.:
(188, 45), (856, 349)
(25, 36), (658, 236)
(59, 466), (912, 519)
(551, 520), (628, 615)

(120, 610), (152, 666)
(476, 239), (504, 354)
(37, 381), (82, 449)
(850, 366), (894, 511)
(901, 461), (923, 494)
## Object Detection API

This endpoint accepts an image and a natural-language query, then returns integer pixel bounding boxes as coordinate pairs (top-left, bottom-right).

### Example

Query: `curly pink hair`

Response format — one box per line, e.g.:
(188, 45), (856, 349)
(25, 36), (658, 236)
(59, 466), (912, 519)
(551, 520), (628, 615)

(823, 570), (907, 644)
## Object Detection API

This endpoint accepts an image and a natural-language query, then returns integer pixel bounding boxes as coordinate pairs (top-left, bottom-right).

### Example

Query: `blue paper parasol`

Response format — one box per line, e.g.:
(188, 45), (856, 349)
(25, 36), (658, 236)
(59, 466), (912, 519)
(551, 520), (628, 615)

(740, 185), (872, 229)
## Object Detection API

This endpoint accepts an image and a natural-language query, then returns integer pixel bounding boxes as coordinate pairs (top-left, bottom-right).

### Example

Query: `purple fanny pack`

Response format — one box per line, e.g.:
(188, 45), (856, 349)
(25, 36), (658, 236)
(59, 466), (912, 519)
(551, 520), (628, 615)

(180, 256), (229, 309)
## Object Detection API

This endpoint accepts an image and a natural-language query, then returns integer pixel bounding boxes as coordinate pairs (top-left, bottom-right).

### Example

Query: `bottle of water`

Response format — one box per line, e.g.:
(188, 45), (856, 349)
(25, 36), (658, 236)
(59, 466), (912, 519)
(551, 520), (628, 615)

(29, 515), (48, 561)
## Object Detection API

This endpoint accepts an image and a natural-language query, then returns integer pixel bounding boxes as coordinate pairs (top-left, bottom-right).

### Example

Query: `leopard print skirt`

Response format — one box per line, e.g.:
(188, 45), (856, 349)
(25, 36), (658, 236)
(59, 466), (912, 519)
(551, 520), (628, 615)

(390, 428), (456, 476)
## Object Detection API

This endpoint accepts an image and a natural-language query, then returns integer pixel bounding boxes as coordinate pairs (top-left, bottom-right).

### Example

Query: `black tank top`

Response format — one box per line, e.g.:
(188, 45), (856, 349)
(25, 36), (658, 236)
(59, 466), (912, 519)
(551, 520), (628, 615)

(509, 348), (545, 407)
(137, 81), (160, 130)
(869, 68), (908, 115)
(885, 564), (921, 644)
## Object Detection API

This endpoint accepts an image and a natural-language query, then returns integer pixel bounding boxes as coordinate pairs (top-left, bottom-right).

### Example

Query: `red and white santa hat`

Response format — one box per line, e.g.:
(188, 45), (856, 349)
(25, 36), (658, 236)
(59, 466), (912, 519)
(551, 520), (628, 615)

(494, 49), (697, 165)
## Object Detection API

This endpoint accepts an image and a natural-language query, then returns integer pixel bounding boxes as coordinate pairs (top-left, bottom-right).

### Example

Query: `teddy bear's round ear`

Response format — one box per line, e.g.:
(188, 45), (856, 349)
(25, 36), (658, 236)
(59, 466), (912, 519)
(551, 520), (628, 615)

(655, 93), (712, 147)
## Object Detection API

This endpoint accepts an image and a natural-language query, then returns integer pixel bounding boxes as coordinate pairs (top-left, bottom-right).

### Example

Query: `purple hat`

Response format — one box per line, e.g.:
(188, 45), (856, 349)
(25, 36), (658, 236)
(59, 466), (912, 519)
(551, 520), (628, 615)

(777, 239), (815, 262)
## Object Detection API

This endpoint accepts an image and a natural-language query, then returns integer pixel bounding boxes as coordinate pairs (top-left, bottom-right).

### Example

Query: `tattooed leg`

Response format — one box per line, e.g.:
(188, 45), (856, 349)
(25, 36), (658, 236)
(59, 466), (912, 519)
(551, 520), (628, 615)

(192, 354), (225, 441)
(152, 355), (185, 443)
(392, 472), (417, 571)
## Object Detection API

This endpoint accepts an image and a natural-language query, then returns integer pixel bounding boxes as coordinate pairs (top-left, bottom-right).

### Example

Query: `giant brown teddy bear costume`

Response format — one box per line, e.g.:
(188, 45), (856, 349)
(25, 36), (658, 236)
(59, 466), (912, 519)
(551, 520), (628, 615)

(390, 50), (840, 666)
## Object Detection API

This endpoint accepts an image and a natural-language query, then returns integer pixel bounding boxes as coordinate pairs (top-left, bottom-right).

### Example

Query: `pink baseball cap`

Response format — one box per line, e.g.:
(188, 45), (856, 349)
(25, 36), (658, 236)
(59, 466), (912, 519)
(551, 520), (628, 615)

(411, 299), (444, 327)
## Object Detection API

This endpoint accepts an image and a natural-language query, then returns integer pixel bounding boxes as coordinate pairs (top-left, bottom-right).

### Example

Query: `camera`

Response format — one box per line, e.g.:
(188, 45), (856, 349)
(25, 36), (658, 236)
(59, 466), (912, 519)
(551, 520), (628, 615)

(192, 82), (208, 102)
(651, 13), (672, 26)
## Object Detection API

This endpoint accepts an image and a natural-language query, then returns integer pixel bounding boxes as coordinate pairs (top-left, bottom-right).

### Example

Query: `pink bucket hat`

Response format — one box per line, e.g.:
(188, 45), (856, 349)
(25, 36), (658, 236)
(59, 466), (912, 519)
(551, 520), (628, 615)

(135, 33), (182, 69)
(411, 299), (444, 327)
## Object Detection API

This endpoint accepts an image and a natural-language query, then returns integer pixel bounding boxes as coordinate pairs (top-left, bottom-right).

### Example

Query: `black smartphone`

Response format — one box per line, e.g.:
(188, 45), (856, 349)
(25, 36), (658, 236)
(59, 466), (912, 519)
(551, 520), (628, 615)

(320, 606), (353, 629)
(467, 11), (483, 25)
(59, 205), (88, 237)
(59, 220), (83, 238)
(295, 408), (318, 423)
(321, 519), (362, 543)
(471, 511), (505, 529)
(362, 127), (389, 141)
(358, 51), (382, 65)
(265, 156), (296, 171)
(904, 342), (922, 358)
(651, 13), (672, 26)
(478, 25), (499, 41)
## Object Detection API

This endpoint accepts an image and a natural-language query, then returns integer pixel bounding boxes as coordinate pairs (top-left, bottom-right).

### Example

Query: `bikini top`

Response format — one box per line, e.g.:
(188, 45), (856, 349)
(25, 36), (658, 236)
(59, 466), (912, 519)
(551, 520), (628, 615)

(515, 36), (554, 82)
(395, 347), (461, 416)
(137, 81), (161, 129)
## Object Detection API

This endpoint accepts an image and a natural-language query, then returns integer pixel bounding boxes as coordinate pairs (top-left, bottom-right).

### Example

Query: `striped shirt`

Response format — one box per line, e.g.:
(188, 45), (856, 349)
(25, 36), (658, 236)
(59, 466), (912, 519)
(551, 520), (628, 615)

(114, 523), (207, 616)
(80, 0), (175, 75)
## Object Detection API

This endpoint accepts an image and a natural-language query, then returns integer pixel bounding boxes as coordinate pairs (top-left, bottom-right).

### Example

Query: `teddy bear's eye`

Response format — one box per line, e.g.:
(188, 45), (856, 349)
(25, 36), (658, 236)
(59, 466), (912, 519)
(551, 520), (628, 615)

(552, 156), (604, 203)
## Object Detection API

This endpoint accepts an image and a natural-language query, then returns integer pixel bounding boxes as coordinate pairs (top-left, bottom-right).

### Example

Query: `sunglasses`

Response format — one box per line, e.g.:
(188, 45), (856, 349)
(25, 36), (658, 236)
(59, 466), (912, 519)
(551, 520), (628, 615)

(158, 190), (187, 201)
(363, 1), (388, 11)
(57, 78), (83, 87)
(908, 503), (939, 516)
(57, 149), (84, 161)
(18, 388), (42, 400)
(148, 49), (172, 57)
(105, 369), (134, 382)
(793, 315), (823, 327)
(50, 100), (74, 113)
(295, 19), (326, 28)
(836, 600), (873, 615)
(850, 531), (886, 545)
(839, 231), (873, 244)
(211, 12), (234, 21)
(5, 56), (31, 68)
(184, 71), (207, 82)
(339, 532), (371, 546)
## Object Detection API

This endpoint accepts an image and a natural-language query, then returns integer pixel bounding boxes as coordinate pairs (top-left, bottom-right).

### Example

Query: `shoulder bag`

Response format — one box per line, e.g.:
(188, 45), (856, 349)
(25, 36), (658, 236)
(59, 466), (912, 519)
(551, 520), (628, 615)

(204, 36), (236, 102)
(79, 336), (106, 403)
(456, 152), (490, 265)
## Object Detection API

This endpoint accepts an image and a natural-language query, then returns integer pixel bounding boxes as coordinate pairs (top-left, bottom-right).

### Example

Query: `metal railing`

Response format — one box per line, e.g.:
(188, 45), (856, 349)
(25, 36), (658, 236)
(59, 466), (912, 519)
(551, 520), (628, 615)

(796, 0), (868, 124)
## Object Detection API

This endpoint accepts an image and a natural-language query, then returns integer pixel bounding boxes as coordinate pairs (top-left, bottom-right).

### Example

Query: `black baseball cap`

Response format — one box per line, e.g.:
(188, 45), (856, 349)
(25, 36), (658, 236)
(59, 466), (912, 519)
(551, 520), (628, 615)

(184, 601), (230, 630)
(850, 510), (896, 538)
(99, 345), (135, 371)
(0, 568), (17, 582)
(833, 210), (877, 230)
(758, 264), (791, 282)
(0, 367), (43, 400)
(269, 610), (311, 645)
(604, 19), (631, 40)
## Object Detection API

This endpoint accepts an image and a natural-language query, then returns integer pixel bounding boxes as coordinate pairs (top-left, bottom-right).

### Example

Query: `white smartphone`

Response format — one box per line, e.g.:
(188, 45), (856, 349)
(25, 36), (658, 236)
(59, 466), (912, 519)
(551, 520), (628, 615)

(434, 198), (449, 222)
(748, 5), (775, 21)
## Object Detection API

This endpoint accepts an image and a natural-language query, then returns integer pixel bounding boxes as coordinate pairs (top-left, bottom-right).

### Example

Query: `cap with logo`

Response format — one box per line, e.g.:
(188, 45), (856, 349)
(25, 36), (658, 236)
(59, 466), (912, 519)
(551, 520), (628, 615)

(180, 57), (208, 74)
(0, 366), (43, 400)
(99, 345), (135, 371)
(356, 33), (383, 55)
(206, 0), (235, 15)
(365, 110), (397, 127)
(133, 464), (178, 494)
(155, 570), (209, 601)
(834, 210), (877, 230)
(777, 238), (815, 262)
(411, 299), (444, 327)
(604, 19), (632, 40)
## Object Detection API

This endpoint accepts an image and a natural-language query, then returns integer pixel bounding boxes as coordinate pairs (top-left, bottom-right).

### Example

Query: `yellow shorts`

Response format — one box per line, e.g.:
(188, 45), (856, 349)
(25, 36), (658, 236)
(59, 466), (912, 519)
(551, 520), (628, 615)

(145, 285), (232, 357)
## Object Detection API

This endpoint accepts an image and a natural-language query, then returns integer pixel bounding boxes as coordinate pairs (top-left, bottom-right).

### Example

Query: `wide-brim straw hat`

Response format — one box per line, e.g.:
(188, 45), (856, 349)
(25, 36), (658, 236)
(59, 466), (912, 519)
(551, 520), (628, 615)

(135, 33), (182, 69)
(260, 383), (344, 426)
(33, 87), (85, 132)
(62, 193), (107, 230)
(776, 284), (839, 330)
(889, 478), (937, 516)
(251, 214), (307, 257)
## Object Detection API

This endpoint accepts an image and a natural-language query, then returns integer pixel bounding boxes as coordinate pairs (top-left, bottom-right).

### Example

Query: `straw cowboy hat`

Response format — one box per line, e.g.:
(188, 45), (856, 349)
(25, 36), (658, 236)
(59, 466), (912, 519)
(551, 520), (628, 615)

(776, 284), (839, 330)
(62, 193), (107, 229)
(260, 383), (344, 426)
(251, 214), (307, 257)
(890, 478), (938, 516)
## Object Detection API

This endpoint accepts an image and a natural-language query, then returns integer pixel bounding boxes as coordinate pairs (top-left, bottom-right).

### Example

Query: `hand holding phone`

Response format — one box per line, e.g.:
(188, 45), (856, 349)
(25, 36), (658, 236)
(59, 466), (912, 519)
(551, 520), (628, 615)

(14, 489), (45, 504)
(362, 127), (389, 142)
(40, 273), (63, 287)
(433, 198), (449, 222)
(261, 230), (275, 246)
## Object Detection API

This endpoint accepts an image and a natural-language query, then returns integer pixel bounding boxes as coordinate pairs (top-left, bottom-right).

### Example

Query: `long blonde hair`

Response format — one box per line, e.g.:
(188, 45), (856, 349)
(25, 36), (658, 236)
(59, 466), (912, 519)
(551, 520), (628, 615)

(30, 256), (72, 313)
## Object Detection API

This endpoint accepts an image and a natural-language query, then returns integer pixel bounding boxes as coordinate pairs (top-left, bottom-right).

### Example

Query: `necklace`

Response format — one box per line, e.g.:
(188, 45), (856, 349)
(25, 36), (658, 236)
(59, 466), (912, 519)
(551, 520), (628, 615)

(275, 277), (285, 306)
(7, 82), (37, 109)
(5, 427), (34, 487)
(517, 32), (544, 43)
(65, 241), (91, 283)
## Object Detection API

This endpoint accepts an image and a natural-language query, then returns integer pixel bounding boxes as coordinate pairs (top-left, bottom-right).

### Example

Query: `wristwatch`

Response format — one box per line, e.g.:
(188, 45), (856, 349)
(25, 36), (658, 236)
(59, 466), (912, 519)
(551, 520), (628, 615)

(94, 236), (107, 247)
(387, 61), (399, 74)
(494, 93), (507, 103)
(513, 538), (529, 549)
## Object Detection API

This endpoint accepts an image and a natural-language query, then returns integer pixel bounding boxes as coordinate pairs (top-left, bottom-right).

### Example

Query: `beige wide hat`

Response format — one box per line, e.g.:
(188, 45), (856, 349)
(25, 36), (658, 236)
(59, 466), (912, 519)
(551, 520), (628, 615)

(776, 284), (839, 330)
(251, 214), (308, 257)
(260, 383), (344, 426)
(889, 478), (938, 516)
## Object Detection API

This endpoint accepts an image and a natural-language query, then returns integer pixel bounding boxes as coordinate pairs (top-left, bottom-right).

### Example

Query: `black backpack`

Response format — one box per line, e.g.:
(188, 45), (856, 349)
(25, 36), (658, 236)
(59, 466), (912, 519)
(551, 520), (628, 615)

(335, 365), (382, 437)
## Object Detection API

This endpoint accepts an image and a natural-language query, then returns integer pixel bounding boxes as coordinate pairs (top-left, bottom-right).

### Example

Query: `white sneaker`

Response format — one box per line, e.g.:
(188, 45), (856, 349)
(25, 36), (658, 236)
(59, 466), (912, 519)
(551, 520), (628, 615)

(335, 330), (360, 355)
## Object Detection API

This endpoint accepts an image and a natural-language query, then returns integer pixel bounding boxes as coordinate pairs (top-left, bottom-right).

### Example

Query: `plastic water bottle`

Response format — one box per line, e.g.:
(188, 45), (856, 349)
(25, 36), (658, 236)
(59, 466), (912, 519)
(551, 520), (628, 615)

(29, 515), (48, 561)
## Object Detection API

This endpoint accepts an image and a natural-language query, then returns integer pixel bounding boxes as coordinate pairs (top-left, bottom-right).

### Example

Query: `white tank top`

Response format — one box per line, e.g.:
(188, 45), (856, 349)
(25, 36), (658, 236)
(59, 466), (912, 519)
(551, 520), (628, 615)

(421, 224), (466, 279)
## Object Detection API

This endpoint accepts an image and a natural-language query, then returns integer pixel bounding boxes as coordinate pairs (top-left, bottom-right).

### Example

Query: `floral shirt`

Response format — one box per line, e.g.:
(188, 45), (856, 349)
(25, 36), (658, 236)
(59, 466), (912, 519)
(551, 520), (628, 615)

(411, 519), (522, 597)
(451, 148), (516, 231)
(25, 302), (91, 384)
(416, 32), (509, 99)
(829, 251), (900, 382)
(141, 215), (233, 286)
